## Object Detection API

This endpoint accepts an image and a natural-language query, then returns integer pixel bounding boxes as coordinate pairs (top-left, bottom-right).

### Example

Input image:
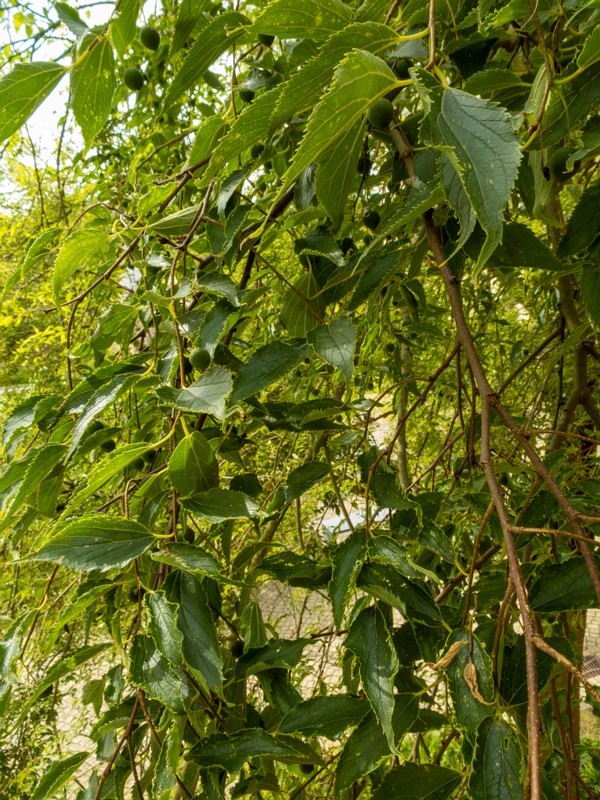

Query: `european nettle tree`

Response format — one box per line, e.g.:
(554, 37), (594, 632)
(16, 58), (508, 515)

(0, 0), (599, 798)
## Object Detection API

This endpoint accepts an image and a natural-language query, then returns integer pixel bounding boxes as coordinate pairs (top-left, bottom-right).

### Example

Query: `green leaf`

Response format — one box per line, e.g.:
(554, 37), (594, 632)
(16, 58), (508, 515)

(345, 606), (399, 751)
(582, 264), (600, 328)
(279, 695), (370, 739)
(162, 12), (249, 114)
(282, 50), (397, 189)
(186, 488), (258, 521)
(130, 634), (194, 713)
(171, 0), (211, 57)
(335, 696), (419, 790)
(445, 629), (495, 737)
(146, 591), (184, 667)
(0, 443), (66, 531)
(154, 720), (184, 800)
(578, 25), (600, 69)
(230, 340), (310, 403)
(168, 572), (223, 692)
(0, 62), (66, 144)
(557, 180), (600, 257)
(367, 536), (424, 581)
(60, 442), (153, 514)
(470, 718), (524, 800)
(188, 729), (304, 772)
(207, 88), (281, 178)
(251, 0), (352, 42)
(236, 638), (314, 677)
(358, 564), (442, 625)
(110, 0), (140, 58)
(349, 248), (403, 309)
(55, 2), (89, 37)
(371, 763), (463, 800)
(529, 557), (600, 611)
(68, 371), (142, 457)
(31, 751), (89, 800)
(53, 228), (111, 305)
(329, 529), (367, 629)
(149, 204), (203, 236)
(196, 271), (239, 306)
(33, 515), (155, 571)
(467, 221), (565, 270)
(168, 432), (220, 496)
(280, 269), (325, 338)
(271, 21), (400, 131)
(499, 636), (554, 707)
(71, 35), (116, 147)
(151, 542), (224, 580)
(437, 88), (522, 267)
(308, 317), (355, 380)
(283, 461), (330, 502)
(315, 117), (365, 229)
(174, 367), (233, 419)
(186, 115), (226, 169)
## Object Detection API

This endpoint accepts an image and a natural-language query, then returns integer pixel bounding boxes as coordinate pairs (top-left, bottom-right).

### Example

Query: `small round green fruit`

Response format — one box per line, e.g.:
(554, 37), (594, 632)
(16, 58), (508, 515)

(394, 58), (411, 79)
(140, 25), (160, 51)
(182, 526), (195, 544)
(251, 143), (265, 159)
(548, 146), (581, 182)
(189, 347), (211, 370)
(101, 439), (117, 453)
(258, 33), (275, 46)
(339, 237), (354, 254)
(367, 97), (394, 129)
(132, 458), (145, 471)
(124, 67), (145, 92)
(363, 210), (380, 230)
(142, 449), (155, 464)
(239, 89), (255, 103)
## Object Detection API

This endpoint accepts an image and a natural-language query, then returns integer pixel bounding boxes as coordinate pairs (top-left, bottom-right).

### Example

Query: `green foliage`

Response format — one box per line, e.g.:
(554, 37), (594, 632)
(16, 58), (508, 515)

(1, 0), (599, 798)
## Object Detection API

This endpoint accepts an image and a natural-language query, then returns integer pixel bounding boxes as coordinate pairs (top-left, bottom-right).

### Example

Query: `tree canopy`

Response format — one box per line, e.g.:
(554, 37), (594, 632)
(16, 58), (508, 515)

(0, 1), (599, 799)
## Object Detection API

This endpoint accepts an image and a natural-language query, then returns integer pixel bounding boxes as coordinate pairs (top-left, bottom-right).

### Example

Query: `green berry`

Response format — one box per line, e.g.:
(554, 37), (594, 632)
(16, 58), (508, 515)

(363, 210), (380, 230)
(367, 98), (394, 129)
(189, 347), (211, 370)
(251, 143), (265, 159)
(101, 439), (116, 453)
(339, 237), (354, 254)
(140, 25), (160, 51)
(182, 526), (195, 544)
(258, 33), (275, 47)
(239, 89), (254, 103)
(394, 58), (411, 79)
(132, 458), (145, 471)
(124, 67), (144, 92)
